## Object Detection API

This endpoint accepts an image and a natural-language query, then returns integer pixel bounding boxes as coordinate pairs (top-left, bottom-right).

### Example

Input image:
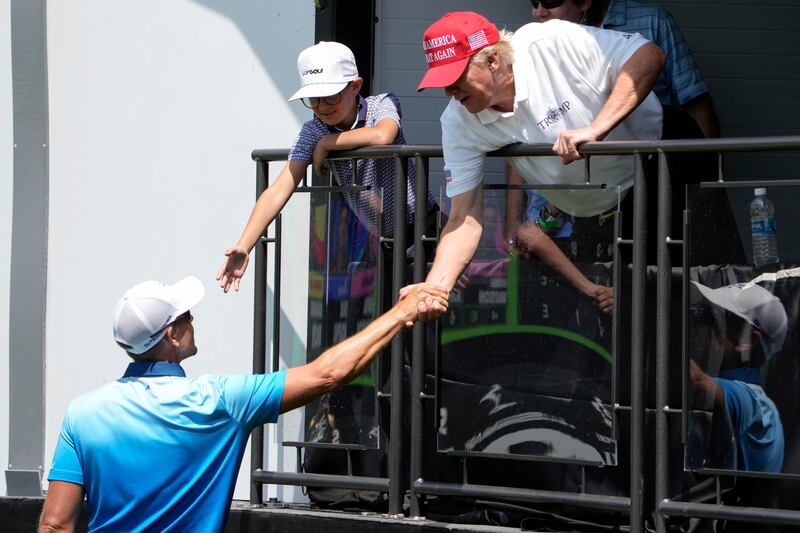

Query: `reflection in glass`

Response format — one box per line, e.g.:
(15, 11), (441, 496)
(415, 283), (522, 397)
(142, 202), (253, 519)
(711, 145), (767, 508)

(685, 183), (800, 476)
(687, 281), (787, 473)
(439, 188), (617, 465)
(303, 188), (382, 448)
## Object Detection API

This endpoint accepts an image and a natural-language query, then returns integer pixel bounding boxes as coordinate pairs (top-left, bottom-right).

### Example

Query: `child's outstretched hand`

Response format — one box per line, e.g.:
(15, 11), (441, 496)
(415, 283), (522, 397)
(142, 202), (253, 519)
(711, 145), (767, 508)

(216, 245), (250, 293)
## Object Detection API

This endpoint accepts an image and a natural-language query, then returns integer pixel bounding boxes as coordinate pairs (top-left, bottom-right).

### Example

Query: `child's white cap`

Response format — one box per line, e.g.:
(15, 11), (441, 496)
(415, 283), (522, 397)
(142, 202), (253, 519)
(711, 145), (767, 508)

(289, 41), (359, 101)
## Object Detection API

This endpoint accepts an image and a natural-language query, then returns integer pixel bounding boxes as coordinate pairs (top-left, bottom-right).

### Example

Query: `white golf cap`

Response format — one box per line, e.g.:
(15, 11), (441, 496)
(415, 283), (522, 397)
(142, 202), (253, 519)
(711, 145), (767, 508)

(112, 276), (205, 355)
(691, 281), (788, 359)
(288, 41), (359, 101)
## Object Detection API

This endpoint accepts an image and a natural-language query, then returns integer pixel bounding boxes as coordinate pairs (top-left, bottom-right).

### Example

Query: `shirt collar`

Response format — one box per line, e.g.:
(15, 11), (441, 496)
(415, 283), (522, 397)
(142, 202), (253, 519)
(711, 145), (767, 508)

(123, 361), (186, 378)
(601, 0), (626, 28)
(327, 95), (368, 133)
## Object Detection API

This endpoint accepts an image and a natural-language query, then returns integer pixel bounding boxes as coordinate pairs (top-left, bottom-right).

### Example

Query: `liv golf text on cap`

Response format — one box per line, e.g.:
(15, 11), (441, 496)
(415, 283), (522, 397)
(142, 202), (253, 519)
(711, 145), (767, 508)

(289, 41), (359, 101)
(417, 11), (500, 91)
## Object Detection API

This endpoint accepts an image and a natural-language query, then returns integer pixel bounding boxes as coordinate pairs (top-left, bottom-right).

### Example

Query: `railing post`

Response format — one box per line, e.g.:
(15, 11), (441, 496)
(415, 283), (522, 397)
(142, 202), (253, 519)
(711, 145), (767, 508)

(655, 150), (672, 533)
(388, 155), (409, 516)
(251, 159), (269, 505)
(272, 213), (282, 373)
(409, 155), (429, 517)
(630, 152), (647, 533)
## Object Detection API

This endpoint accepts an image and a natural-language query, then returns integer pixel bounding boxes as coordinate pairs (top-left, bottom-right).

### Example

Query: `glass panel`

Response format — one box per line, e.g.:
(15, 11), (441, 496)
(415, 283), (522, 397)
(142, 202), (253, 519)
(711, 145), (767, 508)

(686, 183), (800, 476)
(439, 187), (617, 465)
(303, 186), (383, 448)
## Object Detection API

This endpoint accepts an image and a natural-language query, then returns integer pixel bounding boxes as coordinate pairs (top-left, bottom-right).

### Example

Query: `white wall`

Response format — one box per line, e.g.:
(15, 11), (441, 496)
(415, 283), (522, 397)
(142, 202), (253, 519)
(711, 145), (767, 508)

(0, 0), (13, 498)
(43, 0), (313, 501)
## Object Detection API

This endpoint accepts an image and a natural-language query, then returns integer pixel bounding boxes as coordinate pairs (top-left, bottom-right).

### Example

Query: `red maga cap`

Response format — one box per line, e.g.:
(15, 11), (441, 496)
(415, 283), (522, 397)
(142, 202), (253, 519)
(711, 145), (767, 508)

(417, 12), (500, 92)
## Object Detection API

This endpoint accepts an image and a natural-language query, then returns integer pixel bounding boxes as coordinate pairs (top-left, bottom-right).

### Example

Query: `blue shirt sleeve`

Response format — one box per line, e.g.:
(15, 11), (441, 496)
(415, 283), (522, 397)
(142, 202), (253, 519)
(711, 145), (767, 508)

(651, 9), (708, 106)
(370, 94), (402, 127)
(47, 408), (85, 485)
(714, 378), (748, 434)
(218, 370), (287, 429)
(288, 120), (328, 162)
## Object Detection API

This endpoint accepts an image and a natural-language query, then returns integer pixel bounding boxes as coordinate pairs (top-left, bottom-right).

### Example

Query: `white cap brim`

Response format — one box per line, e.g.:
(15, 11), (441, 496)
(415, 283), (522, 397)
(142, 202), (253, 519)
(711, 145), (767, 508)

(170, 276), (205, 315)
(691, 281), (741, 319)
(288, 81), (351, 101)
(690, 280), (788, 357)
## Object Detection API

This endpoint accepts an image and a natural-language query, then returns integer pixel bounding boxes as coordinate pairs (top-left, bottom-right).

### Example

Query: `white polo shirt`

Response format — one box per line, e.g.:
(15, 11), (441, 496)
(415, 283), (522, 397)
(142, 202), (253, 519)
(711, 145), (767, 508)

(441, 20), (663, 217)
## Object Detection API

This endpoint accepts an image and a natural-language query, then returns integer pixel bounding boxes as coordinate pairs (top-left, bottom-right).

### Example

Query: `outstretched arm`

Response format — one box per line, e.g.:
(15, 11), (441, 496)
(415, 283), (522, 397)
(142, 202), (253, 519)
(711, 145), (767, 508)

(397, 187), (485, 324)
(554, 43), (665, 163)
(515, 222), (613, 314)
(279, 283), (448, 413)
(217, 159), (308, 292)
(425, 187), (485, 292)
(38, 481), (84, 533)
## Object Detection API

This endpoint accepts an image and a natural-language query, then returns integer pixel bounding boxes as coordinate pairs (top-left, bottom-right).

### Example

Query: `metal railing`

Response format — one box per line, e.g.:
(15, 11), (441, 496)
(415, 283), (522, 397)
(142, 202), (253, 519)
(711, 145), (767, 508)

(250, 135), (800, 532)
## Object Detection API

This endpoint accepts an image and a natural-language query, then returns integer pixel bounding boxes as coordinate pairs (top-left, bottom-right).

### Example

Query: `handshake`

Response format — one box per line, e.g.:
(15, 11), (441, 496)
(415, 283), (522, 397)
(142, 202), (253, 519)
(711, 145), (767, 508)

(396, 283), (450, 327)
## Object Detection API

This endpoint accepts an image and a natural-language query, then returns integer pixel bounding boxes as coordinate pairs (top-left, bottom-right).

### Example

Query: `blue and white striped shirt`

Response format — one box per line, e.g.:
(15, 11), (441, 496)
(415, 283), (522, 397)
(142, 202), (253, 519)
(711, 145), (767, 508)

(289, 93), (436, 236)
(602, 0), (708, 107)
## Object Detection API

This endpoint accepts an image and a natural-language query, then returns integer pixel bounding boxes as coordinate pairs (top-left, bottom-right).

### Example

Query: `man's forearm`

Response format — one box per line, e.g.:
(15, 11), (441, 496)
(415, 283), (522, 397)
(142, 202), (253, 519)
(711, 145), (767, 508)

(523, 225), (595, 296)
(282, 305), (406, 412)
(590, 43), (665, 139)
(317, 304), (406, 382)
(425, 215), (483, 291)
(281, 287), (444, 413)
(425, 187), (485, 291)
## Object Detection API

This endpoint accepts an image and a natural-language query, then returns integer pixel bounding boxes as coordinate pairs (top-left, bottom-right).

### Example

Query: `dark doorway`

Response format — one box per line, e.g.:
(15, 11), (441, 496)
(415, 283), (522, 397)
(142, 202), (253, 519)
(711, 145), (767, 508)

(314, 0), (375, 96)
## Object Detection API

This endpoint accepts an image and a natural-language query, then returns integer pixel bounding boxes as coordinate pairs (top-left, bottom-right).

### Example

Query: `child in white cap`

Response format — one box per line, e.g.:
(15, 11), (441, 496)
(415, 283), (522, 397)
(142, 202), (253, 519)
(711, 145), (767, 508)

(218, 41), (438, 293)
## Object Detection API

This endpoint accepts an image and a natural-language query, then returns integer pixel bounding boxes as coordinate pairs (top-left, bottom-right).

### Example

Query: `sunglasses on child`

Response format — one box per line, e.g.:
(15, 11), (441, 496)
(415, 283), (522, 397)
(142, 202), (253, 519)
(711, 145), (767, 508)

(531, 0), (566, 8)
(301, 82), (351, 109)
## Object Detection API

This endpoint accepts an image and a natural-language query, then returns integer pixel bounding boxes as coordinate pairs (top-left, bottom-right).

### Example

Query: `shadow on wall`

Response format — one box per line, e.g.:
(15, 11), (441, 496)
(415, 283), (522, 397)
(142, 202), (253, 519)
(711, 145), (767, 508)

(192, 0), (313, 125)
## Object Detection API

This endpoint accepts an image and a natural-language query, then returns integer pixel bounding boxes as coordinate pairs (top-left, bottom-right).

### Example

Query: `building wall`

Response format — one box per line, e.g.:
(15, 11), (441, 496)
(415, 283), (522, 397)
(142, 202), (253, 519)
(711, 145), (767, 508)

(1, 0), (13, 499)
(2, 0), (316, 501)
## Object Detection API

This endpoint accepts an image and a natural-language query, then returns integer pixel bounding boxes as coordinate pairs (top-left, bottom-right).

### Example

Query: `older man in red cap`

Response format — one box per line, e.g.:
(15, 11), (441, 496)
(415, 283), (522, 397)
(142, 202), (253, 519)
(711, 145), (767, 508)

(404, 11), (664, 315)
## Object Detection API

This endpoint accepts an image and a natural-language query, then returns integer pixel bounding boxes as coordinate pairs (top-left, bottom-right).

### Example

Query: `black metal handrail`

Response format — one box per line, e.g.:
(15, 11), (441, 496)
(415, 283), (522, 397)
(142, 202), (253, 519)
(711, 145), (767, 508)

(249, 136), (800, 532)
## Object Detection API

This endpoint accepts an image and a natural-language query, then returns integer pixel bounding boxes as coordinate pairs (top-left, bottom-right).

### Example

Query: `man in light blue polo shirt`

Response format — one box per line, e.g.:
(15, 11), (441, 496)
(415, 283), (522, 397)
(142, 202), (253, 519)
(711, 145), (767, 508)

(38, 276), (447, 532)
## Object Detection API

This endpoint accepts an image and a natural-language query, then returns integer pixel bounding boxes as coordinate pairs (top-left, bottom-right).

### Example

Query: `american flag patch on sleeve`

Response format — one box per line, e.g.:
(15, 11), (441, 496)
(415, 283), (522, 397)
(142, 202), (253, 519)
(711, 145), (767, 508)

(444, 168), (453, 184)
(467, 30), (488, 51)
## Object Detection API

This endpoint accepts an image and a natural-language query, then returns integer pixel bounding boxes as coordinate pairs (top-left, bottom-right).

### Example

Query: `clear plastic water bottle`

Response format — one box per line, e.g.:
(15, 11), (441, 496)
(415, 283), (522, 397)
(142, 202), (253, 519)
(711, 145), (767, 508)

(750, 187), (779, 267)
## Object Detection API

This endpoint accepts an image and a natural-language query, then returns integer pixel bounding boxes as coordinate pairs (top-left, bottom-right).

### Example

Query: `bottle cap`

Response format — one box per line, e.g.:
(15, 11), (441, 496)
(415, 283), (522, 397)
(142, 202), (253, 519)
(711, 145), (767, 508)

(755, 187), (767, 196)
